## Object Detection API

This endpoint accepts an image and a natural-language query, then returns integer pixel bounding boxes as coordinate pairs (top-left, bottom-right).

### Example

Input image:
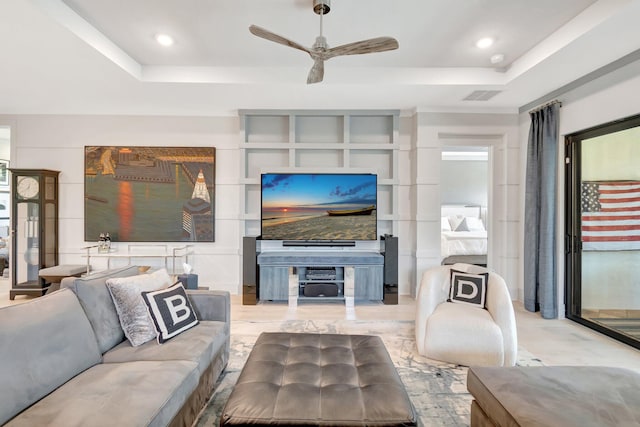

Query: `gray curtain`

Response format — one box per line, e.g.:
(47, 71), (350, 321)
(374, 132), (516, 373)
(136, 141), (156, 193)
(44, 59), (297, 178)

(524, 103), (560, 318)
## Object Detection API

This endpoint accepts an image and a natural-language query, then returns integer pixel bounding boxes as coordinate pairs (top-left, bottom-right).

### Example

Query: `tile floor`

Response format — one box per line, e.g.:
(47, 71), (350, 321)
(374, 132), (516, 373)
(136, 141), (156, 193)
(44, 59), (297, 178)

(2, 278), (639, 373)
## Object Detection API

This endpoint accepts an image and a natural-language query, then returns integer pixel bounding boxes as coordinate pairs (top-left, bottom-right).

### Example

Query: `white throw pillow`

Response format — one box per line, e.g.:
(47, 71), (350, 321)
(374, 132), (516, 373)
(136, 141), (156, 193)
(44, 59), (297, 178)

(441, 217), (452, 231)
(106, 268), (173, 346)
(464, 217), (485, 231)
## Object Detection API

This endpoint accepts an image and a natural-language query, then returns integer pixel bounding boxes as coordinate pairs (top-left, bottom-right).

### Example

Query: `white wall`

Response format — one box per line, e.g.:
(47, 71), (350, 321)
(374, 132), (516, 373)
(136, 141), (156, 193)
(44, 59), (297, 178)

(440, 159), (488, 206)
(412, 112), (521, 298)
(0, 111), (523, 298)
(2, 57), (639, 303)
(0, 115), (242, 294)
(0, 127), (9, 235)
(0, 127), (10, 161)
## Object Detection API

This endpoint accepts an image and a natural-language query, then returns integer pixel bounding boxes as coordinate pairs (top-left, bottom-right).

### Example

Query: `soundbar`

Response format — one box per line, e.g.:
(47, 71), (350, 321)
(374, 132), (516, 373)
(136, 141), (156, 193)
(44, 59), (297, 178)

(282, 240), (356, 247)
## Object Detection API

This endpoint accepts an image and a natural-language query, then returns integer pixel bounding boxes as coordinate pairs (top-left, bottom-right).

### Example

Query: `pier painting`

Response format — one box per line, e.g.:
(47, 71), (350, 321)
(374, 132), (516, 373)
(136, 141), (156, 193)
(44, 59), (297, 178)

(85, 146), (215, 242)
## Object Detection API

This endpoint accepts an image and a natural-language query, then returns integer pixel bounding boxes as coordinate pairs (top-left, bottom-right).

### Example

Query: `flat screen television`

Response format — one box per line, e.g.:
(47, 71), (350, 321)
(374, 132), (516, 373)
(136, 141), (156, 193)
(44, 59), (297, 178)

(261, 173), (377, 241)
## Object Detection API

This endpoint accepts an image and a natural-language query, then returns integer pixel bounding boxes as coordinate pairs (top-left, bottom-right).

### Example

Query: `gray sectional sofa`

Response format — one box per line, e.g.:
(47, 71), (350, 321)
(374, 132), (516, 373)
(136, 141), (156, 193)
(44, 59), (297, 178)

(0, 265), (230, 427)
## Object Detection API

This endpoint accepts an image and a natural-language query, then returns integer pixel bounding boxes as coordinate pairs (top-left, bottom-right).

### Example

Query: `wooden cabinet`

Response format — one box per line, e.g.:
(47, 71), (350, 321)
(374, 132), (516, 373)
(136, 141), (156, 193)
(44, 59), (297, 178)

(257, 251), (383, 302)
(353, 266), (384, 300)
(258, 266), (289, 301)
(9, 169), (60, 299)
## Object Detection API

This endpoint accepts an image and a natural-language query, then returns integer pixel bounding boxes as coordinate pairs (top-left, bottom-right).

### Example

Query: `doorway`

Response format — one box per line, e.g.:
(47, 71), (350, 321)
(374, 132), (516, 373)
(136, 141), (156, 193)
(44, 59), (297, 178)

(566, 114), (640, 350)
(440, 146), (489, 267)
(0, 127), (10, 287)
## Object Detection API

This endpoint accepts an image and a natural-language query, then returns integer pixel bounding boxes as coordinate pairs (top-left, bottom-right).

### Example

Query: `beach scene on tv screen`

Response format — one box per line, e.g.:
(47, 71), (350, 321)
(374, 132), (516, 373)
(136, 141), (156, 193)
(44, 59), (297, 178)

(261, 173), (377, 240)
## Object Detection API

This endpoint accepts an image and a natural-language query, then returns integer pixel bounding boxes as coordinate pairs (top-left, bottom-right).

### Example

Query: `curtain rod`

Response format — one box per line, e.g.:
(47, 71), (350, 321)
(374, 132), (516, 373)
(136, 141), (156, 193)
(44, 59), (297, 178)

(528, 99), (562, 114)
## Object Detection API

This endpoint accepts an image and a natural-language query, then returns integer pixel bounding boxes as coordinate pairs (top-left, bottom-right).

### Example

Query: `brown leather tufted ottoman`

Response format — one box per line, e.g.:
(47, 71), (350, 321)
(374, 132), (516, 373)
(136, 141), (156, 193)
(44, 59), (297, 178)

(221, 332), (417, 426)
(467, 366), (640, 426)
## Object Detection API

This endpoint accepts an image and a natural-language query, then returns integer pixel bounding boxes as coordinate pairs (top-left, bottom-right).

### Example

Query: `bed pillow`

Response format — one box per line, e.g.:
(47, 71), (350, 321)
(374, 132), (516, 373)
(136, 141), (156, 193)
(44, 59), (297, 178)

(464, 217), (485, 231)
(106, 268), (174, 346)
(454, 218), (470, 231)
(441, 217), (452, 231)
(448, 269), (488, 309)
(448, 215), (465, 231)
(142, 283), (199, 344)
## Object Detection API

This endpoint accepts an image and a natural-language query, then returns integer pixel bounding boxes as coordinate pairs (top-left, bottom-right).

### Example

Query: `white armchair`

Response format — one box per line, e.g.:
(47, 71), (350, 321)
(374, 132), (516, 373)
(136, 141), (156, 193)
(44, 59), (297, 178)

(415, 263), (517, 367)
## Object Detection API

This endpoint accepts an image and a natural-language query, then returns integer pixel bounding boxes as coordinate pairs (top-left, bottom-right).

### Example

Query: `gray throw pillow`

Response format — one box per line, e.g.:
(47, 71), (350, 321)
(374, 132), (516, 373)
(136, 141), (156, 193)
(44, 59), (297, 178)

(106, 268), (173, 346)
(454, 217), (470, 231)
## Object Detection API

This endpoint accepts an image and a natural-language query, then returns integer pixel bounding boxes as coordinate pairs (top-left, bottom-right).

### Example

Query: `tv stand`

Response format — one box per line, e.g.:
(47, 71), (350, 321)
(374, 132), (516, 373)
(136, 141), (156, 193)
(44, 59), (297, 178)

(257, 251), (383, 302)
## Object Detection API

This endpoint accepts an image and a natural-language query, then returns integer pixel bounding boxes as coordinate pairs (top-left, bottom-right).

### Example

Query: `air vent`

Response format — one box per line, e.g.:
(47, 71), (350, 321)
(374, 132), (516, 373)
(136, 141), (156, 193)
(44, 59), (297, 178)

(463, 90), (502, 101)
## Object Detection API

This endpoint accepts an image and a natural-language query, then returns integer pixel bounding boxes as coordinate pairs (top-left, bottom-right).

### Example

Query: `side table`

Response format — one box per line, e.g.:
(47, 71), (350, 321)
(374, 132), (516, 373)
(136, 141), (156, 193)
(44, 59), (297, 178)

(38, 265), (87, 294)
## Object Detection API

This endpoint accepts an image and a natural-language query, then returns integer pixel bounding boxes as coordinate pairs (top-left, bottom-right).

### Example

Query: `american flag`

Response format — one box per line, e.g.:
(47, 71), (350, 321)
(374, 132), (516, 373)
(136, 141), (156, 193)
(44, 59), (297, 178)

(582, 181), (640, 251)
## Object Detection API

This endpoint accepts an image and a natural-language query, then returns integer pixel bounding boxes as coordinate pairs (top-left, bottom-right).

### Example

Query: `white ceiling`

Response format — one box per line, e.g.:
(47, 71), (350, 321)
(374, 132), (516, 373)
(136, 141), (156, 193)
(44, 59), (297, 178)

(1, 0), (639, 116)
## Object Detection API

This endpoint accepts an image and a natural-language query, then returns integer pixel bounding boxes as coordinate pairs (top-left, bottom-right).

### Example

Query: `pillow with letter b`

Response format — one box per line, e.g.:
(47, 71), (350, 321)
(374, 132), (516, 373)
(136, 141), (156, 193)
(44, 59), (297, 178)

(448, 269), (488, 309)
(142, 283), (199, 343)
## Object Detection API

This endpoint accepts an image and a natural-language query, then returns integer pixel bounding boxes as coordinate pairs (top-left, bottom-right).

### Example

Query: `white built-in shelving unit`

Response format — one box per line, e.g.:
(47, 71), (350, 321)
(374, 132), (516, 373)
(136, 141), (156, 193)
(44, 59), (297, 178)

(238, 110), (400, 241)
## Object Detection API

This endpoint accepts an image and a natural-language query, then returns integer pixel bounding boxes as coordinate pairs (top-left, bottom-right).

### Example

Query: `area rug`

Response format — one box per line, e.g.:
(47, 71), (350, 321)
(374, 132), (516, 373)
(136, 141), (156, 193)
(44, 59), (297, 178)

(195, 320), (543, 427)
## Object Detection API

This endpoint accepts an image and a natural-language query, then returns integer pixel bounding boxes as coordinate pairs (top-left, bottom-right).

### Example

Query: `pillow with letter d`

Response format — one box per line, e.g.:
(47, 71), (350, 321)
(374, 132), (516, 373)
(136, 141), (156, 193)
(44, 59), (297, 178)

(447, 269), (488, 309)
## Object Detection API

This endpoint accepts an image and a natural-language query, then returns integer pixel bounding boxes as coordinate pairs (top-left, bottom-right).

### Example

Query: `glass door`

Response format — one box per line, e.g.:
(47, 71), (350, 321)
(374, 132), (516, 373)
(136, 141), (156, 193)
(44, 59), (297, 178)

(566, 114), (640, 350)
(15, 201), (40, 286)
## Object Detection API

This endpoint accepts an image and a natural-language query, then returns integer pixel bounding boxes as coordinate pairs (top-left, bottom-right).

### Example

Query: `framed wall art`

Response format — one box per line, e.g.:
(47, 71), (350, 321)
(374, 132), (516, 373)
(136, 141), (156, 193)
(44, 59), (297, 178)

(84, 146), (215, 242)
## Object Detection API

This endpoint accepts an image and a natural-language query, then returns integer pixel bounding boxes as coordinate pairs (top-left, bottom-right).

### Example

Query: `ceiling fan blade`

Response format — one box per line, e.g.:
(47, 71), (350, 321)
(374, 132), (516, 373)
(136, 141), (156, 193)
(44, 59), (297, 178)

(307, 59), (325, 84)
(249, 25), (311, 54)
(325, 37), (399, 59)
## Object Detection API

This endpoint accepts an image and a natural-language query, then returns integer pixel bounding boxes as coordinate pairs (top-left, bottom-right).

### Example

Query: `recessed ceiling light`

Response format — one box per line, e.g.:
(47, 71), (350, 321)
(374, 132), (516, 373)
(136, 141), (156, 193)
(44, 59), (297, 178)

(155, 33), (174, 47)
(476, 37), (494, 49)
(490, 53), (505, 64)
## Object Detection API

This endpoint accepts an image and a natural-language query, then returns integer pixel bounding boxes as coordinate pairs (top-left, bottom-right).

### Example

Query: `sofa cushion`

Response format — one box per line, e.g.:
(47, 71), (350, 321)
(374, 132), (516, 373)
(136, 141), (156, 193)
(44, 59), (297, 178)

(106, 268), (173, 346)
(5, 360), (200, 427)
(425, 301), (504, 366)
(62, 265), (141, 353)
(187, 290), (231, 323)
(0, 289), (102, 426)
(142, 282), (199, 343)
(103, 320), (228, 375)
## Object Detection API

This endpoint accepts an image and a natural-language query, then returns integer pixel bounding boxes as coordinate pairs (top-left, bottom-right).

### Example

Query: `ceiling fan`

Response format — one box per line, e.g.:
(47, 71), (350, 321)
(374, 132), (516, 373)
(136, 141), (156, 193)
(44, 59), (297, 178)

(249, 0), (399, 84)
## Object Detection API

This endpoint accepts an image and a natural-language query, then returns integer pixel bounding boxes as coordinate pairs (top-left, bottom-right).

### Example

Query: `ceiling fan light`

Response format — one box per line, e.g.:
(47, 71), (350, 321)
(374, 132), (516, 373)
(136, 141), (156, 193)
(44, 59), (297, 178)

(155, 33), (174, 47)
(249, 0), (396, 84)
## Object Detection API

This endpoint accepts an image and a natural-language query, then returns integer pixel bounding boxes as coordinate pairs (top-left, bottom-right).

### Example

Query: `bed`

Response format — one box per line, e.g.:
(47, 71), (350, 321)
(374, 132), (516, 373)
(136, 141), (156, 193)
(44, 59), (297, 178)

(440, 205), (487, 266)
